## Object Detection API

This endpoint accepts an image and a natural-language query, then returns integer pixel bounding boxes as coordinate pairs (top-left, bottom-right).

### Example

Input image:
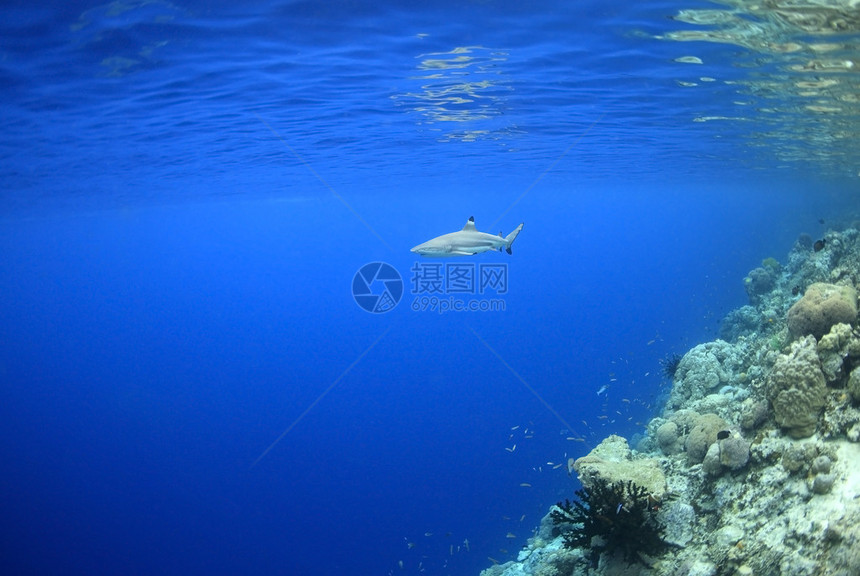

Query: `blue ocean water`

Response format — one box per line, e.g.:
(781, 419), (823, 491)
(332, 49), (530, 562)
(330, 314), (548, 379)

(1, 1), (857, 575)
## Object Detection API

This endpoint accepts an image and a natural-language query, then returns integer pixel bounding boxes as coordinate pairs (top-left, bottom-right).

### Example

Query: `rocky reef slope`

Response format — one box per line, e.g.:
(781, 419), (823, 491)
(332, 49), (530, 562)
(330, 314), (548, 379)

(482, 226), (860, 576)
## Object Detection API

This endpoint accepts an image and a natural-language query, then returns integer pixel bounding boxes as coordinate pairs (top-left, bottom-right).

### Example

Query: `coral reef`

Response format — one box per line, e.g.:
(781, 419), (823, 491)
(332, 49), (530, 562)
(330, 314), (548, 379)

(701, 431), (750, 476)
(816, 322), (860, 384)
(787, 282), (857, 340)
(481, 224), (860, 576)
(655, 421), (681, 455)
(739, 399), (768, 431)
(551, 479), (666, 565)
(743, 266), (776, 305)
(684, 413), (727, 463)
(849, 366), (860, 402)
(719, 305), (763, 342)
(665, 341), (747, 409)
(766, 335), (827, 438)
(573, 435), (666, 499)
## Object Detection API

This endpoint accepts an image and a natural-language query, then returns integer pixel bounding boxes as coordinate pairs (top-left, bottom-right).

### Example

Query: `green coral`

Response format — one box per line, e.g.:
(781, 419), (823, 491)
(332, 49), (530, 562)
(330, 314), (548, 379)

(769, 334), (783, 351)
(762, 257), (781, 271)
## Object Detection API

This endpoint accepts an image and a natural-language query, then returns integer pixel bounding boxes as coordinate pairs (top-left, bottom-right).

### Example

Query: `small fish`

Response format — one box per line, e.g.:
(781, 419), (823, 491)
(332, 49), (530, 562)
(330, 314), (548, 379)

(552, 463), (563, 469)
(567, 457), (575, 475)
(596, 385), (608, 395)
(506, 532), (516, 538)
(407, 542), (415, 549)
(511, 425), (520, 430)
(488, 557), (499, 565)
(520, 482), (532, 487)
(464, 538), (470, 551)
(647, 339), (655, 345)
(424, 532), (433, 537)
(520, 514), (526, 522)
(505, 444), (516, 452)
(814, 239), (825, 252)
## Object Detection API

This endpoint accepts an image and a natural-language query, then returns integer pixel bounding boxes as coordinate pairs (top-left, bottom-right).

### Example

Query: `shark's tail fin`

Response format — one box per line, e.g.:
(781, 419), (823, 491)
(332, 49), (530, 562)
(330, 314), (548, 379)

(504, 223), (524, 255)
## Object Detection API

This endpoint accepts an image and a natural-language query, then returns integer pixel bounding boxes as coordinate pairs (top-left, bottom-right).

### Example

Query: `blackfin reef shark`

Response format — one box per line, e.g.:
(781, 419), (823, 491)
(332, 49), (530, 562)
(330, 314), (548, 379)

(410, 216), (524, 257)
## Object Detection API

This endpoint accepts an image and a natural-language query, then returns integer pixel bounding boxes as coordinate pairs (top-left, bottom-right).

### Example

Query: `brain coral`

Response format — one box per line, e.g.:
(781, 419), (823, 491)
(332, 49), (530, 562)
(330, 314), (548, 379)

(684, 413), (727, 463)
(767, 335), (827, 438)
(655, 421), (681, 455)
(787, 283), (857, 340)
(668, 341), (743, 408)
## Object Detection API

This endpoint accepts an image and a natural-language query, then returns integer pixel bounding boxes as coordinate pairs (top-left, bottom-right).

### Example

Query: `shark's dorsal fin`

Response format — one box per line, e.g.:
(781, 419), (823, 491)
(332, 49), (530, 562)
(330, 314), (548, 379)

(462, 216), (476, 232)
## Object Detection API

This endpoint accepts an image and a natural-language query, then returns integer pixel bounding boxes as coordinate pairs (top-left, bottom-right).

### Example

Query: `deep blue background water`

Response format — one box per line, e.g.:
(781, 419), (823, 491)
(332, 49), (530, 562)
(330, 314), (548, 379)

(1, 1), (857, 575)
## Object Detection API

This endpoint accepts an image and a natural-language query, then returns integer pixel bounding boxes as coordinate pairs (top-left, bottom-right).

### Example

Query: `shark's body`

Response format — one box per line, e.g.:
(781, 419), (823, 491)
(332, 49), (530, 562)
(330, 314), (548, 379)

(411, 216), (524, 257)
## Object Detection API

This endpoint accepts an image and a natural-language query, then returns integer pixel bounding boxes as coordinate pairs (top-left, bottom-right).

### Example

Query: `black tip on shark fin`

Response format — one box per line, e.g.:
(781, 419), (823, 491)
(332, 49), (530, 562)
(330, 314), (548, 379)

(468, 216), (474, 222)
(506, 247), (512, 255)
